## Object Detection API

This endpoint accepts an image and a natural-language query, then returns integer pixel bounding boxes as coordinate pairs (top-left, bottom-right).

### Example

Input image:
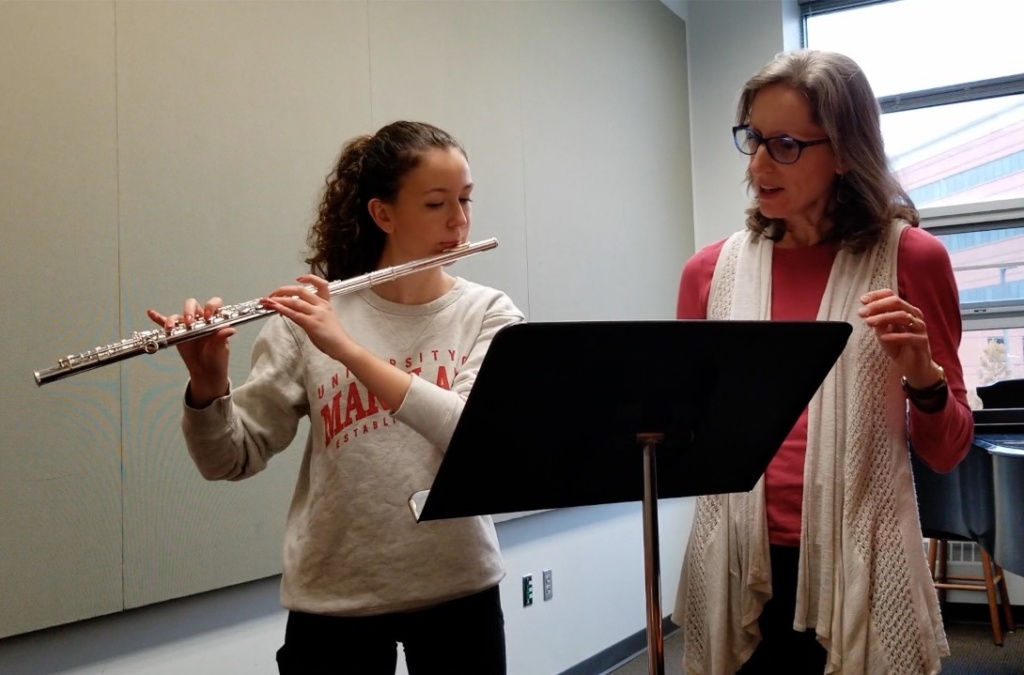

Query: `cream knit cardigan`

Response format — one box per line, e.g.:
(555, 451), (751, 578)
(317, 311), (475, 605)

(672, 222), (947, 675)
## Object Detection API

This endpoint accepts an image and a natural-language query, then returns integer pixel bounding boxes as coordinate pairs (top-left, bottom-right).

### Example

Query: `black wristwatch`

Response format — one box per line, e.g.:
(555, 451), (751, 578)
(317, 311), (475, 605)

(901, 365), (947, 412)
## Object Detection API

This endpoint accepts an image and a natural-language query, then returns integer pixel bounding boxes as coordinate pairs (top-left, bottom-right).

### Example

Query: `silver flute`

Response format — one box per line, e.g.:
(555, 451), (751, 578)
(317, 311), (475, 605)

(34, 238), (498, 386)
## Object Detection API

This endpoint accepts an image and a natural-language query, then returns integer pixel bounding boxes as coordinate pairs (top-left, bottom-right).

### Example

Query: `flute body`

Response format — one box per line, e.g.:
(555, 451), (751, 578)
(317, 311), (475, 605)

(34, 238), (498, 386)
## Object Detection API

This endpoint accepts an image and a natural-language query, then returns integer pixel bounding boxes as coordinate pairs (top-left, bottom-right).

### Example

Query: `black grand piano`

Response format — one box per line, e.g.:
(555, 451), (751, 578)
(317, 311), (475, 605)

(911, 379), (1024, 645)
(967, 379), (1024, 578)
(914, 379), (1024, 578)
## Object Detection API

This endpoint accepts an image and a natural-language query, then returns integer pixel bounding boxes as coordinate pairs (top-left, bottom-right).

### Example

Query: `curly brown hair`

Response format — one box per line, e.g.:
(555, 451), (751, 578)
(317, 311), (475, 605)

(736, 50), (918, 252)
(306, 121), (467, 280)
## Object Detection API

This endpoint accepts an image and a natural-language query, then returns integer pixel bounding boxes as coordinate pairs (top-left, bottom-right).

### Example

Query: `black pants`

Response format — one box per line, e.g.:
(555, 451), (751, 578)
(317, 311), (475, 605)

(275, 585), (506, 675)
(737, 545), (828, 675)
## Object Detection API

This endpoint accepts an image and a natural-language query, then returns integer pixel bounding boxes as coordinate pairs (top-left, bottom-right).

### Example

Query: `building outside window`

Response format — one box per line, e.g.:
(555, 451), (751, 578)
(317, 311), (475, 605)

(803, 0), (1024, 406)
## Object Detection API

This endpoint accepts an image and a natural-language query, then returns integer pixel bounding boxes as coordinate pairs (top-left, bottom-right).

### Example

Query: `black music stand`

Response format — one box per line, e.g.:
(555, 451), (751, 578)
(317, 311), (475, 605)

(409, 320), (851, 675)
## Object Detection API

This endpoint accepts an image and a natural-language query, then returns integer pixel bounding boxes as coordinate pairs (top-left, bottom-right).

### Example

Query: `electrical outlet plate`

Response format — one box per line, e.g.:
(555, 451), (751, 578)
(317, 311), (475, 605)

(542, 568), (553, 601)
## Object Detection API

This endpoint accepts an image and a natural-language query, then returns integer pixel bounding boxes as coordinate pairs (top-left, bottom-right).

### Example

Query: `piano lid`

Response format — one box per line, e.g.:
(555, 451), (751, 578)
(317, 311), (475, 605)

(977, 378), (1024, 410)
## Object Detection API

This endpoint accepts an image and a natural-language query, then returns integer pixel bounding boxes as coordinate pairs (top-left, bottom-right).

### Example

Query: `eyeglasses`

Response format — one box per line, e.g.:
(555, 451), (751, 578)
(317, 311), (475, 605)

(732, 125), (830, 165)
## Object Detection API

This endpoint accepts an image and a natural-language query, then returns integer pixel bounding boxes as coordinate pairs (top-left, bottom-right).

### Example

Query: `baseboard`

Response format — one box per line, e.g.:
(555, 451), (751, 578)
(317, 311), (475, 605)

(559, 616), (678, 675)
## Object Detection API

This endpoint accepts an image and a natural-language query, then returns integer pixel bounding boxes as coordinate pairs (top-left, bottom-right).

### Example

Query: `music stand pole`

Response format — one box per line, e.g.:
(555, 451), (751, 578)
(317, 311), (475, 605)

(638, 432), (666, 675)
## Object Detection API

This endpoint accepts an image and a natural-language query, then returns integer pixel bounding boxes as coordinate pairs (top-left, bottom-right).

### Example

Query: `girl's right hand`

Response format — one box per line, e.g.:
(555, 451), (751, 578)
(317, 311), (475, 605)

(147, 298), (234, 407)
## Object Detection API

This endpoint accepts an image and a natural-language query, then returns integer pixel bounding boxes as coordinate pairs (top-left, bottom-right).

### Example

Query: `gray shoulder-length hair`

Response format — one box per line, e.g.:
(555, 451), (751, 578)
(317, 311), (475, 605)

(737, 49), (918, 252)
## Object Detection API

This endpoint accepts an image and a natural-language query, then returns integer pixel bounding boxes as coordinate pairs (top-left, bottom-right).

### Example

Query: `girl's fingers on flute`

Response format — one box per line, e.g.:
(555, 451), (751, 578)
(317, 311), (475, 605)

(202, 297), (224, 320)
(148, 297), (223, 331)
(151, 310), (182, 331)
(263, 295), (313, 316)
(146, 308), (172, 329)
(269, 285), (320, 304)
(296, 274), (330, 300)
(182, 299), (201, 326)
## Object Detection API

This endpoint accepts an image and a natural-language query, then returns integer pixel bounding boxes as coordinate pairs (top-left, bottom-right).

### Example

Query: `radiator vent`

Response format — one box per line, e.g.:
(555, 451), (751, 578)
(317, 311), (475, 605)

(924, 538), (982, 564)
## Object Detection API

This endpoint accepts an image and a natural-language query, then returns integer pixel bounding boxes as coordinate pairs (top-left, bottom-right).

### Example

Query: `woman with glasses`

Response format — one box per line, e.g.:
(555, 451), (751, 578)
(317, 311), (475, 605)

(671, 51), (973, 675)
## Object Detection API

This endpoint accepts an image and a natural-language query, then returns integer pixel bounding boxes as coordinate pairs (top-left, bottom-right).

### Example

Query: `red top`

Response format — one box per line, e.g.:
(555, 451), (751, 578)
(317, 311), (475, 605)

(678, 226), (974, 546)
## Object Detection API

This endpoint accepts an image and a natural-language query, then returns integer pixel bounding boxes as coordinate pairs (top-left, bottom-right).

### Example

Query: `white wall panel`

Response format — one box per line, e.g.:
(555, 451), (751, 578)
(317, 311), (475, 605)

(520, 1), (691, 321)
(368, 0), (530, 314)
(0, 0), (122, 638)
(114, 0), (371, 608)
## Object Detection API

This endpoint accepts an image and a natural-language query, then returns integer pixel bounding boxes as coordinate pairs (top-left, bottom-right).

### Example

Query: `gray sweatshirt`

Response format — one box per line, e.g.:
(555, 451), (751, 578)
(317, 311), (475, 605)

(181, 277), (525, 616)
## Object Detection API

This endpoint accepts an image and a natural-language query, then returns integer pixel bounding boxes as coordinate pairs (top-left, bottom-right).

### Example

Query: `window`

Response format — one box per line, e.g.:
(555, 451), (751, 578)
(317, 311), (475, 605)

(803, 0), (1024, 404)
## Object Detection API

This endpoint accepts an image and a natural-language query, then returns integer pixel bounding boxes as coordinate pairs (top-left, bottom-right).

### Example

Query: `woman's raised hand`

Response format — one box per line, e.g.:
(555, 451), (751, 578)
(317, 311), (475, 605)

(858, 288), (943, 388)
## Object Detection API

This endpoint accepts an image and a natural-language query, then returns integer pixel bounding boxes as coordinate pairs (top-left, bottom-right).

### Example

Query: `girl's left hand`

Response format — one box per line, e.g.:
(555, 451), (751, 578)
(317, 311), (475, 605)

(261, 274), (353, 361)
(859, 288), (943, 388)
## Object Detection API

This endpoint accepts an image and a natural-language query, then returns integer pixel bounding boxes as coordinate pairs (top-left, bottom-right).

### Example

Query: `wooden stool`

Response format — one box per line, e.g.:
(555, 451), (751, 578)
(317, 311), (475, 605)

(928, 537), (1016, 646)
